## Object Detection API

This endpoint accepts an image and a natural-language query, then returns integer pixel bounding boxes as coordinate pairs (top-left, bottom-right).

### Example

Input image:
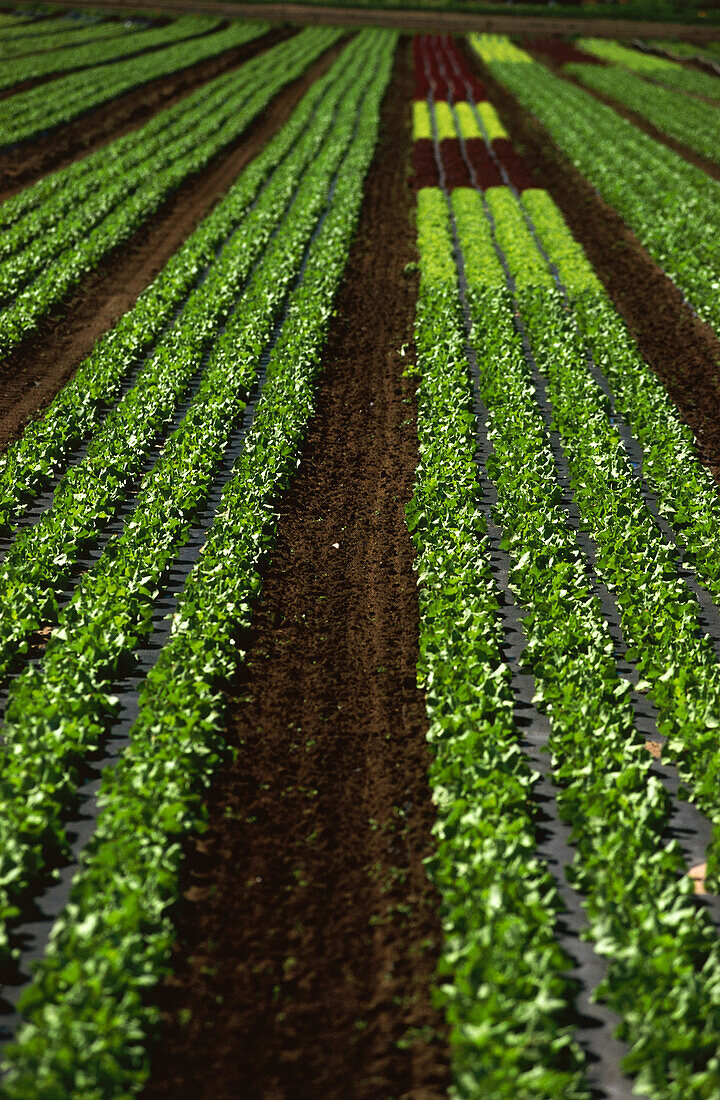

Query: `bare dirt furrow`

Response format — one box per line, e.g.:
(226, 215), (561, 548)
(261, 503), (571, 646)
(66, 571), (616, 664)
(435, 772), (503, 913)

(0, 43), (341, 454)
(144, 38), (450, 1100)
(0, 26), (289, 201)
(469, 44), (720, 481)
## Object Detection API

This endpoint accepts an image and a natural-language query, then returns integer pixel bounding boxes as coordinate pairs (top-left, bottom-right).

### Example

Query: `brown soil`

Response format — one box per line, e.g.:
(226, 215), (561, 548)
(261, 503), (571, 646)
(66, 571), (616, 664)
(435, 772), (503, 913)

(0, 27), (290, 202)
(41, 0), (720, 40)
(145, 39), (449, 1100)
(525, 45), (720, 183)
(521, 35), (604, 66)
(469, 44), (720, 480)
(0, 43), (342, 454)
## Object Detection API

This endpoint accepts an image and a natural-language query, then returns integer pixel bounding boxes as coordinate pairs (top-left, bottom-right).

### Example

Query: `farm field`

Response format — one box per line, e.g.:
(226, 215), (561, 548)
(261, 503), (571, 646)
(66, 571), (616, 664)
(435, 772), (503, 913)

(1, 6), (720, 1098)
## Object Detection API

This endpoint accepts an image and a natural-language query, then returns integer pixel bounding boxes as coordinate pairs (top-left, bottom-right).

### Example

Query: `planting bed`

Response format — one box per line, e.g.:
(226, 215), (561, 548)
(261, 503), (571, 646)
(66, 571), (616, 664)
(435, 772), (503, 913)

(2, 8), (720, 1099)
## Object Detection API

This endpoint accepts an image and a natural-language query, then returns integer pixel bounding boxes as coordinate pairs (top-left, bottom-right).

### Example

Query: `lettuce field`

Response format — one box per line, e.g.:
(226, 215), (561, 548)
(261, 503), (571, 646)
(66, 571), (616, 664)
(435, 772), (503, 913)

(0, 8), (720, 1098)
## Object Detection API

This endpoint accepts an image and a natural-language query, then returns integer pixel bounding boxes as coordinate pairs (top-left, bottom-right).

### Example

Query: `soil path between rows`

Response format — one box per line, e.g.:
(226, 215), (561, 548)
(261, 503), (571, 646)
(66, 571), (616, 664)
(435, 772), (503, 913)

(0, 41), (342, 456)
(522, 40), (720, 183)
(144, 38), (449, 1100)
(43, 0), (720, 41)
(466, 42), (720, 481)
(0, 26), (289, 201)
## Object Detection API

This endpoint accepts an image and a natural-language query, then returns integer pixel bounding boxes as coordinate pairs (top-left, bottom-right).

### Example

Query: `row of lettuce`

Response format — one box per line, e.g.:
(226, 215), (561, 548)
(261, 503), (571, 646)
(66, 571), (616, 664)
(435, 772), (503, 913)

(469, 34), (720, 342)
(0, 14), (266, 149)
(0, 13), (220, 92)
(551, 37), (720, 165)
(643, 37), (720, 66)
(0, 13), (77, 33)
(468, 32), (720, 854)
(414, 34), (720, 1098)
(0, 26), (351, 356)
(578, 36), (720, 101)
(0, 28), (397, 1095)
(0, 14), (141, 59)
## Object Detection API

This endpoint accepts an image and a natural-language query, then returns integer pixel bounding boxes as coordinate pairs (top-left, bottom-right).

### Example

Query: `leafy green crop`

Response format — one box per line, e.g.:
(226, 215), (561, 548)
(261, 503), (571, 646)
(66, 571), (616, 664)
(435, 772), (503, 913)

(0, 14), (221, 92)
(409, 186), (589, 1100)
(0, 17), (136, 59)
(0, 27), (350, 534)
(453, 185), (720, 1098)
(567, 61), (720, 163)
(0, 27), (349, 358)
(415, 67), (720, 1092)
(0, 30), (383, 965)
(577, 36), (720, 100)
(0, 18), (263, 149)
(0, 30), (358, 689)
(470, 35), (720, 340)
(0, 30), (397, 1095)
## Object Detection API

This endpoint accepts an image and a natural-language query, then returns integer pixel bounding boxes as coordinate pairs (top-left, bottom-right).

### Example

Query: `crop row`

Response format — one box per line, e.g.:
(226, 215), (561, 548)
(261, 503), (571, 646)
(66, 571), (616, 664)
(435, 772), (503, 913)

(442, 25), (720, 874)
(469, 35), (720, 339)
(647, 37), (720, 64)
(0, 14), (89, 36)
(565, 58), (720, 163)
(0, 26), (342, 356)
(426, 30), (720, 878)
(413, 98), (506, 141)
(0, 29), (396, 1094)
(419, 36), (720, 1096)
(0, 17), (264, 149)
(0, 23), (284, 292)
(456, 35), (720, 867)
(578, 36), (720, 101)
(0, 27), (358, 697)
(411, 182), (589, 1098)
(0, 17), (135, 59)
(0, 13), (219, 92)
(522, 200), (720, 881)
(447, 26), (720, 859)
(456, 184), (720, 1100)
(0, 26), (350, 534)
(0, 21), (281, 236)
(0, 25), (381, 974)
(413, 39), (593, 1096)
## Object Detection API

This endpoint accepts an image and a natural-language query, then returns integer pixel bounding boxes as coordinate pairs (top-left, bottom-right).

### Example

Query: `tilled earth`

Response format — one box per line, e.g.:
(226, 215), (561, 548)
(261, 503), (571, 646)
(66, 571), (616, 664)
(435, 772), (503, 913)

(145, 38), (450, 1100)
